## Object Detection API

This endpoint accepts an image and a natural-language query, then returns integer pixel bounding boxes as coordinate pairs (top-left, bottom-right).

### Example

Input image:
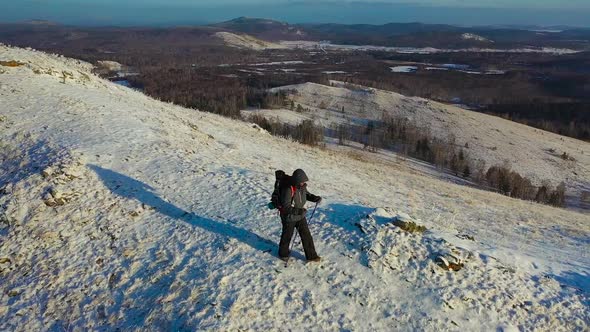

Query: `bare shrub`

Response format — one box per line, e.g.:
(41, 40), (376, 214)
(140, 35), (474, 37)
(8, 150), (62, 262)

(485, 165), (565, 207)
(332, 123), (350, 145)
(548, 182), (566, 207)
(292, 120), (324, 146)
(249, 114), (324, 147)
(392, 219), (427, 233)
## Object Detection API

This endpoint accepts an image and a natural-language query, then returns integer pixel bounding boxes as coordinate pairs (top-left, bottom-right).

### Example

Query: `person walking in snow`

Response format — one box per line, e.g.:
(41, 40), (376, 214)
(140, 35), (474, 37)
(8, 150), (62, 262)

(278, 169), (322, 262)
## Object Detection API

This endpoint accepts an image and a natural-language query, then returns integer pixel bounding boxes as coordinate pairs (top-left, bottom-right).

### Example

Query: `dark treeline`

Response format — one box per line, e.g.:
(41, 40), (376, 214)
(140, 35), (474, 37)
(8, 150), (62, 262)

(130, 69), (247, 118)
(248, 96), (566, 207)
(128, 68), (328, 118)
(330, 113), (567, 207)
(485, 166), (566, 206)
(247, 114), (324, 146)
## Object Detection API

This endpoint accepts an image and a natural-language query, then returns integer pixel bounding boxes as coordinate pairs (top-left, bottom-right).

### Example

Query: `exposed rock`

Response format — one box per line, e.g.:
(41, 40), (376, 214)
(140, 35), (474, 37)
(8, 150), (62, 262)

(0, 60), (25, 67)
(42, 191), (52, 201)
(49, 187), (62, 199)
(44, 198), (57, 207)
(457, 233), (475, 241)
(41, 167), (54, 178)
(435, 253), (465, 271)
(391, 215), (426, 233)
(63, 167), (83, 179)
(44, 197), (66, 207)
(54, 197), (67, 205)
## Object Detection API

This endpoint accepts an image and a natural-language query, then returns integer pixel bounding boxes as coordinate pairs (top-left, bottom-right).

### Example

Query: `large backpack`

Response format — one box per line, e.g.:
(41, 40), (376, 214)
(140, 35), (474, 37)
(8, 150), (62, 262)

(269, 170), (294, 211)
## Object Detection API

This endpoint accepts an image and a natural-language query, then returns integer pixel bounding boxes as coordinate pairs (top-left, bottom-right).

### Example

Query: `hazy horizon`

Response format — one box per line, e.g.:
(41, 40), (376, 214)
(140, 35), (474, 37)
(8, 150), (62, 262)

(1, 1), (590, 28)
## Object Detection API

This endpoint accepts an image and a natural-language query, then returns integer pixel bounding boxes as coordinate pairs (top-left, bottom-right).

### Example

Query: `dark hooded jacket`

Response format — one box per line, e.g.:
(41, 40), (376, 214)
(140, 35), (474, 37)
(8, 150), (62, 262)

(279, 169), (320, 223)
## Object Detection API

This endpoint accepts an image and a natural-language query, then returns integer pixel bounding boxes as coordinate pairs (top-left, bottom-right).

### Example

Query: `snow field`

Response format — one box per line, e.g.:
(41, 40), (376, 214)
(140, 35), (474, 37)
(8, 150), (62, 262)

(0, 45), (588, 331)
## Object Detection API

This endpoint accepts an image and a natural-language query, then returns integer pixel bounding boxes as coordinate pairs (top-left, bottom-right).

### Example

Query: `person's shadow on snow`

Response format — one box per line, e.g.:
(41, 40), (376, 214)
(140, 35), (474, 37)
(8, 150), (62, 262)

(88, 164), (278, 255)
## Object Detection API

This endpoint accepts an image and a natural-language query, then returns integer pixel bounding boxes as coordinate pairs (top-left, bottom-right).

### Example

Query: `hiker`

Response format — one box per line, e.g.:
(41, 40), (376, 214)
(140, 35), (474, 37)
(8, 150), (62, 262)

(278, 169), (322, 262)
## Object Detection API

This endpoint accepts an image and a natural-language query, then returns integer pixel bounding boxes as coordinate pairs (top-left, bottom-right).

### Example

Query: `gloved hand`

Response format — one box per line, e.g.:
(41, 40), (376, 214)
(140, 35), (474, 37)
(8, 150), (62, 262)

(315, 196), (322, 204)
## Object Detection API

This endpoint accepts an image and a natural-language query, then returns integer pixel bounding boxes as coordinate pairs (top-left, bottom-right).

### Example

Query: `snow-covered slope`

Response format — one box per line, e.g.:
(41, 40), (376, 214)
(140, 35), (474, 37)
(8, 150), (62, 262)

(0, 45), (589, 331)
(271, 81), (590, 209)
(215, 31), (286, 50)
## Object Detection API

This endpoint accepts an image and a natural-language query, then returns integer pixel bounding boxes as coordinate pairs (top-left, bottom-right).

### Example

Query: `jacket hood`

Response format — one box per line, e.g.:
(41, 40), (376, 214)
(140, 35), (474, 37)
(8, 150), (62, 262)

(292, 169), (309, 184)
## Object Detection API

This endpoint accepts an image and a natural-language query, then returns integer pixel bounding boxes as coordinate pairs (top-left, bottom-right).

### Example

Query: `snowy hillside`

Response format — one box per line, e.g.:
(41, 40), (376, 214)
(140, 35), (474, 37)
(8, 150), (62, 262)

(269, 81), (590, 210)
(214, 31), (286, 50)
(0, 45), (589, 331)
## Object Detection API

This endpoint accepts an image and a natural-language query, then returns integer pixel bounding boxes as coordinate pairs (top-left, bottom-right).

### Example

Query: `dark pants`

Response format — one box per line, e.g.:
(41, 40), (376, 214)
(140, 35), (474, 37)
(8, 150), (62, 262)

(278, 217), (319, 260)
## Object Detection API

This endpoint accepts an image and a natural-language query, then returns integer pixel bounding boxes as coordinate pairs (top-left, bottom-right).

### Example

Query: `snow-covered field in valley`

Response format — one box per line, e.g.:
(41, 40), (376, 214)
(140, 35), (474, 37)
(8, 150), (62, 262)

(280, 40), (582, 55)
(0, 45), (589, 331)
(390, 66), (418, 73)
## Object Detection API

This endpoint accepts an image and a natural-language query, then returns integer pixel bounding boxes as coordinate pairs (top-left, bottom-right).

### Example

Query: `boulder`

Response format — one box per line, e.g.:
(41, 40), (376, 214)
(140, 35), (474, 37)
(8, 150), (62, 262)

(41, 167), (54, 178)
(391, 214), (426, 233)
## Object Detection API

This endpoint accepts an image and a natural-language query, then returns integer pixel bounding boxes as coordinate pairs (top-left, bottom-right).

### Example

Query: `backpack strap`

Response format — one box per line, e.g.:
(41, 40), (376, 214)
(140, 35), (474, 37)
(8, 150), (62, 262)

(279, 186), (297, 216)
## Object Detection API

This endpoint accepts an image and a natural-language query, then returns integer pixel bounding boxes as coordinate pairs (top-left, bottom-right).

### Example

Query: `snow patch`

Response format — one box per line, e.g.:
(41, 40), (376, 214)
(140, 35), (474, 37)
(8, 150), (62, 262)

(251, 61), (305, 66)
(426, 66), (450, 71)
(96, 60), (122, 72)
(461, 33), (493, 43)
(214, 31), (286, 51)
(390, 66), (418, 73)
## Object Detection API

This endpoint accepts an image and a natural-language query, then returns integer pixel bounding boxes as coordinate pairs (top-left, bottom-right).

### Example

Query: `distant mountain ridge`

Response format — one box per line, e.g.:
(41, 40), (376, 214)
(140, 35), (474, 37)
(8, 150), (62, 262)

(211, 17), (590, 49)
(1, 17), (588, 50)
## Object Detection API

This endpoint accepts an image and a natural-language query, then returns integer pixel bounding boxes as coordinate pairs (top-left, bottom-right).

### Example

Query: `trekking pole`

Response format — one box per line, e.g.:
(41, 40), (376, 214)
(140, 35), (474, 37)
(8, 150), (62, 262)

(308, 201), (320, 224)
(285, 201), (320, 267)
(291, 201), (320, 248)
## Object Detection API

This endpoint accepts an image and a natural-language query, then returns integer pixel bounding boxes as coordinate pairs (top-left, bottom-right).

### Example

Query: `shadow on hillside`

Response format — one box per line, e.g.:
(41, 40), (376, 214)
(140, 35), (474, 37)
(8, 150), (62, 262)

(550, 270), (590, 295)
(79, 165), (291, 330)
(320, 203), (391, 232)
(0, 135), (59, 187)
(88, 164), (276, 255)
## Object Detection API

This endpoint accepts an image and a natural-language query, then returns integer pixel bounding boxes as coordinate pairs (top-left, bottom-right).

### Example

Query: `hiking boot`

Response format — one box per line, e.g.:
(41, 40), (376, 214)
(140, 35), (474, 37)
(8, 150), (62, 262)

(279, 256), (289, 262)
(307, 256), (321, 263)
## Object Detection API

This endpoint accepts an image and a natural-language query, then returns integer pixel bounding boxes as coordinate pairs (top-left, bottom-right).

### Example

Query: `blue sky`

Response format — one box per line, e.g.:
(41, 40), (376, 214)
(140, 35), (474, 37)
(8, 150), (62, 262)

(2, 1), (589, 27)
